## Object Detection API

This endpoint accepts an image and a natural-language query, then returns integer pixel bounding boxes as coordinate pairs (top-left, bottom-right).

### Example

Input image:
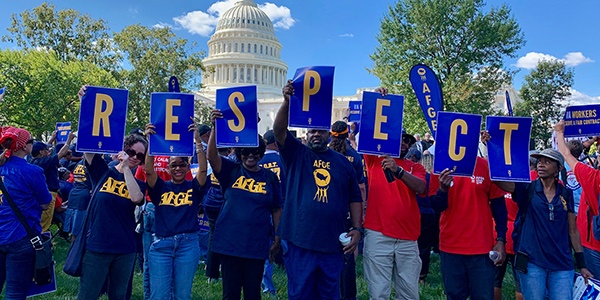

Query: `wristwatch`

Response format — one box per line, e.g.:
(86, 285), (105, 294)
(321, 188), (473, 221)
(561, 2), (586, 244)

(394, 167), (405, 179)
(495, 237), (506, 243)
(350, 227), (364, 235)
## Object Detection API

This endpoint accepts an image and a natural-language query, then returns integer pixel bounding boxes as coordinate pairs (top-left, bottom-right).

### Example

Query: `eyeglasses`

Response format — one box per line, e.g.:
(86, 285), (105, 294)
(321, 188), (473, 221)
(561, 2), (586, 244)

(169, 163), (188, 169)
(125, 149), (145, 161)
(240, 148), (261, 156)
(548, 203), (554, 221)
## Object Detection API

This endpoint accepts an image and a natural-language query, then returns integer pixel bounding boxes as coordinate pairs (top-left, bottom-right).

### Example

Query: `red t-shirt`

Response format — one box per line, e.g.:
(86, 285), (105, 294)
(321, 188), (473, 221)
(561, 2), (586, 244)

(575, 162), (600, 250)
(363, 155), (426, 241)
(439, 157), (506, 255)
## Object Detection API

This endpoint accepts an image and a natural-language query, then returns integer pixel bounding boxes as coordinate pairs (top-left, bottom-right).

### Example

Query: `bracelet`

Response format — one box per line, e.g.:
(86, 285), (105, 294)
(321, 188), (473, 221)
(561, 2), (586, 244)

(349, 227), (364, 235)
(575, 252), (587, 269)
(495, 237), (506, 244)
(394, 167), (405, 179)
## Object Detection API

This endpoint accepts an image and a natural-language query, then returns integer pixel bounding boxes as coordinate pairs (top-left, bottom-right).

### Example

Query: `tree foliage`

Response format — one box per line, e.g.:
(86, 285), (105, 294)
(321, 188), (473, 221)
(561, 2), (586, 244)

(514, 60), (573, 149)
(0, 49), (118, 138)
(371, 0), (525, 135)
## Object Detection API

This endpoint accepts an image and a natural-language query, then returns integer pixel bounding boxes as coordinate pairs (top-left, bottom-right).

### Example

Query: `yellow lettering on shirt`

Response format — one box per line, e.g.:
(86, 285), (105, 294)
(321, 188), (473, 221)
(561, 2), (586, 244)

(210, 173), (220, 186)
(159, 189), (193, 206)
(99, 177), (130, 198)
(261, 162), (281, 180)
(232, 176), (267, 194)
(312, 160), (331, 169)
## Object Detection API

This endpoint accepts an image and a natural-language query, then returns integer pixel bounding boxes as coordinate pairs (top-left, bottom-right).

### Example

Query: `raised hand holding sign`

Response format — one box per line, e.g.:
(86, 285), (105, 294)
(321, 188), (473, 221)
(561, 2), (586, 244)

(288, 66), (335, 129)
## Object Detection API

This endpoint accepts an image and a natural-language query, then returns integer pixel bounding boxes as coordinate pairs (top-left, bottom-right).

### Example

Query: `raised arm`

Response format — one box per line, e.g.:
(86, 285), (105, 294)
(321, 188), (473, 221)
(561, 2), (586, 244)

(144, 123), (158, 188)
(117, 152), (144, 204)
(191, 121), (208, 186)
(207, 110), (222, 174)
(273, 80), (293, 146)
(57, 132), (77, 159)
(554, 120), (579, 170)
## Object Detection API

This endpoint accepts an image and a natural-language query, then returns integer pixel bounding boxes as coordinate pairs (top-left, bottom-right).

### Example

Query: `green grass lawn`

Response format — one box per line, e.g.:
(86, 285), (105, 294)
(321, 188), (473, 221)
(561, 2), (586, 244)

(20, 234), (517, 299)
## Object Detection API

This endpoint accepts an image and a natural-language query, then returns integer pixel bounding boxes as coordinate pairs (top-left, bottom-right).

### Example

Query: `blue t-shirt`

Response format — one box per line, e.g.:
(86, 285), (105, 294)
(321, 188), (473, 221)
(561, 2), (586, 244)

(278, 131), (362, 253)
(345, 147), (365, 185)
(85, 154), (146, 254)
(59, 179), (73, 202)
(0, 157), (52, 245)
(203, 154), (236, 211)
(68, 161), (92, 210)
(416, 173), (435, 215)
(212, 157), (283, 260)
(149, 177), (205, 237)
(513, 180), (575, 271)
(31, 154), (60, 192)
(259, 150), (286, 196)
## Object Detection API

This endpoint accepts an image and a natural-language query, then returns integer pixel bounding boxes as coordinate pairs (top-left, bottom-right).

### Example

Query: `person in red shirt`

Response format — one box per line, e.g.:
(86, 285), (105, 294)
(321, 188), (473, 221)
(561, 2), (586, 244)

(555, 120), (600, 277)
(433, 157), (508, 300)
(363, 129), (426, 300)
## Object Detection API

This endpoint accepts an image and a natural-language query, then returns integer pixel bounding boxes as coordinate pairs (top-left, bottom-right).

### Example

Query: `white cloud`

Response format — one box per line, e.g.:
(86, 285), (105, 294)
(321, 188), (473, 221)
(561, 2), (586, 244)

(516, 51), (594, 69)
(153, 22), (172, 29)
(339, 33), (354, 38)
(172, 0), (295, 37)
(564, 89), (600, 106)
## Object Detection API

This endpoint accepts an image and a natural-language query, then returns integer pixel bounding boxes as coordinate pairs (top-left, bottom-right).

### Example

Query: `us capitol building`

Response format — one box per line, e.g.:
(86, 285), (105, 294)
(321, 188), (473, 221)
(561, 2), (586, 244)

(194, 0), (519, 135)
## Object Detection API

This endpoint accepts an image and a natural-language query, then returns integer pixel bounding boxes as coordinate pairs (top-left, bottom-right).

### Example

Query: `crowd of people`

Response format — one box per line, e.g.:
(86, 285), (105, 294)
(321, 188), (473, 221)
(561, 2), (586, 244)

(1, 82), (600, 300)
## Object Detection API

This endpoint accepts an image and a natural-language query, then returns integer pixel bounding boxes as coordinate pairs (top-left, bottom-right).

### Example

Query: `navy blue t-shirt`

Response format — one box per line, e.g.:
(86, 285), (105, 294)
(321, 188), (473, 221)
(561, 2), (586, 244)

(278, 131), (362, 253)
(345, 147), (365, 185)
(68, 161), (92, 210)
(416, 173), (435, 215)
(85, 154), (146, 254)
(149, 177), (205, 237)
(513, 180), (575, 271)
(259, 150), (286, 196)
(58, 180), (73, 202)
(212, 157), (283, 260)
(31, 154), (60, 192)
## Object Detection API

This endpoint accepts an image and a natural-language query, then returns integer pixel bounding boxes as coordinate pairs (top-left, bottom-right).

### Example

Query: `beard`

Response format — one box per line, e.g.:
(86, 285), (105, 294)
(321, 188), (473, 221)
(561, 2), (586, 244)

(308, 140), (328, 152)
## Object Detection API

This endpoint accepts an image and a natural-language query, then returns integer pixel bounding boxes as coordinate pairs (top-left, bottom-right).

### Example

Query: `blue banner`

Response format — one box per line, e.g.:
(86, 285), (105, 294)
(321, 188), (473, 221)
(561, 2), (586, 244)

(56, 122), (72, 143)
(433, 112), (482, 177)
(76, 86), (128, 154)
(216, 86), (258, 147)
(198, 213), (210, 232)
(356, 91), (404, 157)
(289, 66), (335, 129)
(348, 101), (361, 122)
(149, 93), (195, 156)
(486, 116), (532, 182)
(168, 76), (180, 93)
(409, 64), (444, 136)
(505, 91), (513, 116)
(564, 104), (600, 137)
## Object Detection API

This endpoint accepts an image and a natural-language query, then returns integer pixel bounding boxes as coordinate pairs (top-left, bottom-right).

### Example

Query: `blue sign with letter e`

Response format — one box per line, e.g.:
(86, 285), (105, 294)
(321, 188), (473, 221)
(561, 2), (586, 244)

(149, 93), (195, 156)
(216, 86), (258, 147)
(564, 104), (600, 137)
(77, 86), (128, 154)
(357, 92), (404, 157)
(433, 112), (482, 177)
(486, 116), (532, 182)
(289, 66), (335, 130)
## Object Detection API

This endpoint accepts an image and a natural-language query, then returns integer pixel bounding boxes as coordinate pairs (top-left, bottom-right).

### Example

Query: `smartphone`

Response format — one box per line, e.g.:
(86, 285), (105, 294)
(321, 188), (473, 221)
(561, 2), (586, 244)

(514, 251), (529, 274)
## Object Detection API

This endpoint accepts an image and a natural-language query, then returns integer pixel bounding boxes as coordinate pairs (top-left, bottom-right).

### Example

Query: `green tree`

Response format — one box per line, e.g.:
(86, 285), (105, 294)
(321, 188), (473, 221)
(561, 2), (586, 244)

(113, 25), (206, 130)
(514, 60), (573, 149)
(0, 49), (118, 138)
(2, 2), (119, 71)
(371, 0), (525, 135)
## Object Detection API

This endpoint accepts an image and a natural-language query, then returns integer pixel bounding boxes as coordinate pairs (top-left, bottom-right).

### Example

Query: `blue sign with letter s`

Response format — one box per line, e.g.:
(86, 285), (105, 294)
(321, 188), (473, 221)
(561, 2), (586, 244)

(149, 93), (195, 156)
(433, 112), (482, 177)
(216, 86), (258, 147)
(486, 116), (532, 182)
(289, 66), (335, 130)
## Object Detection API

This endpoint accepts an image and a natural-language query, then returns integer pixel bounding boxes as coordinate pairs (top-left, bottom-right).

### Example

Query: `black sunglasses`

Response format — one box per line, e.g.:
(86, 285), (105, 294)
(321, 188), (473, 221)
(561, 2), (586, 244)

(240, 148), (261, 156)
(125, 149), (145, 161)
(402, 136), (412, 144)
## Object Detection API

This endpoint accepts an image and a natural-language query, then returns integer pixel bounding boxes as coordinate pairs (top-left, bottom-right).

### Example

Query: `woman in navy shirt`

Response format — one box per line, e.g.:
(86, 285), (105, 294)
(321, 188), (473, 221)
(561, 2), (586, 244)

(207, 110), (283, 300)
(512, 149), (592, 299)
(144, 123), (208, 300)
(0, 127), (52, 299)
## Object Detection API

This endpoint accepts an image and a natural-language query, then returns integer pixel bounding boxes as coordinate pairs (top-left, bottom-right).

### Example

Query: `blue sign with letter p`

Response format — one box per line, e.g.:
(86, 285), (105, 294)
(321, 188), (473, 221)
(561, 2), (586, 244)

(433, 112), (482, 177)
(289, 66), (335, 130)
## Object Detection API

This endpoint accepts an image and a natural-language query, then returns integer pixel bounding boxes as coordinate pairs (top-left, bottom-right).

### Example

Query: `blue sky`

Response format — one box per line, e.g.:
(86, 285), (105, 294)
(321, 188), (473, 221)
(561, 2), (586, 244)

(1, 0), (599, 104)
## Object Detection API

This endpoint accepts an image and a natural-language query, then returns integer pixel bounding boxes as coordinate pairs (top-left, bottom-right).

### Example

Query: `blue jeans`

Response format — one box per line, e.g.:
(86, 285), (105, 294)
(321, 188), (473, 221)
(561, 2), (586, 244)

(0, 237), (35, 300)
(148, 232), (200, 300)
(584, 246), (600, 278)
(198, 230), (209, 262)
(519, 262), (573, 300)
(440, 251), (495, 300)
(78, 251), (136, 300)
(142, 202), (155, 300)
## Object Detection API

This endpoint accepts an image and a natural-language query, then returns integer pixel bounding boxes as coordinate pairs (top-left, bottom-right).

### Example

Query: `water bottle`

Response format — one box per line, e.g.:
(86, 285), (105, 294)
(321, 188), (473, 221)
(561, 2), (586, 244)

(489, 250), (500, 263)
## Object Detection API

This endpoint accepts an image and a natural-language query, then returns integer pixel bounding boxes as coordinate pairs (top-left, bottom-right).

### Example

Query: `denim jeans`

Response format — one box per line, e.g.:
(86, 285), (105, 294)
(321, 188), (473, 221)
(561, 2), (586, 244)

(440, 251), (495, 300)
(0, 237), (35, 300)
(519, 262), (574, 300)
(142, 203), (155, 300)
(148, 232), (200, 300)
(198, 230), (209, 262)
(78, 251), (136, 300)
(583, 246), (600, 278)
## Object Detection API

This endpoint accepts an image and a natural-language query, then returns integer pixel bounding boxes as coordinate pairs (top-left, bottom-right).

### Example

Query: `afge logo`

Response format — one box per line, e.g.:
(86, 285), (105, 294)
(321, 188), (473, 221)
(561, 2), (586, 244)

(312, 159), (331, 203)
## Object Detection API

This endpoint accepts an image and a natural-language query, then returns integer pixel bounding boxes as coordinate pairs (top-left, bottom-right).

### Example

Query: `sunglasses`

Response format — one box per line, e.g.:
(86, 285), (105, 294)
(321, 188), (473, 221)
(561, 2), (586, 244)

(402, 136), (412, 144)
(169, 163), (188, 169)
(240, 148), (261, 156)
(125, 149), (145, 161)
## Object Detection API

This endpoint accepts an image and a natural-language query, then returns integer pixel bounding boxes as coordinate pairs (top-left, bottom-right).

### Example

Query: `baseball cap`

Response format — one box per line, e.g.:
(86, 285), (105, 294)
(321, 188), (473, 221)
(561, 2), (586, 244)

(129, 128), (145, 136)
(263, 130), (276, 145)
(32, 141), (49, 156)
(531, 148), (564, 167)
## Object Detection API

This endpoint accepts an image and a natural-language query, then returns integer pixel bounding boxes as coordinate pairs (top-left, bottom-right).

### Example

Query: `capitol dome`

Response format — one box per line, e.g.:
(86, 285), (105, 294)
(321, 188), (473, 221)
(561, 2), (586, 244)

(200, 0), (288, 99)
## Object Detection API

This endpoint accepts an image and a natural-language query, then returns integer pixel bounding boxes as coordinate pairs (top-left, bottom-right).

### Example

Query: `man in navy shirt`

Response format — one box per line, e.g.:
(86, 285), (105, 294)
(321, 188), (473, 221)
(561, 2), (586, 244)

(273, 80), (363, 300)
(31, 131), (76, 232)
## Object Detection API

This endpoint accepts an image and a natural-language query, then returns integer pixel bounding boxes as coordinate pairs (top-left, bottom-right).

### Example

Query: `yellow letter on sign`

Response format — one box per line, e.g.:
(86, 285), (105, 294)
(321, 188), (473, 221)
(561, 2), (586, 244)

(92, 93), (114, 137)
(303, 70), (321, 111)
(499, 123), (519, 165)
(228, 92), (246, 132)
(449, 119), (468, 161)
(373, 99), (390, 140)
(165, 99), (180, 141)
